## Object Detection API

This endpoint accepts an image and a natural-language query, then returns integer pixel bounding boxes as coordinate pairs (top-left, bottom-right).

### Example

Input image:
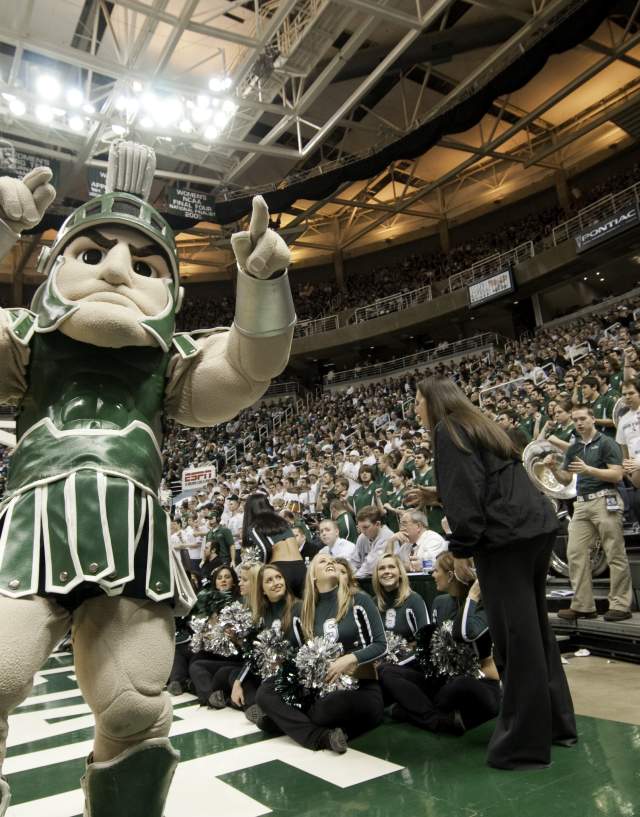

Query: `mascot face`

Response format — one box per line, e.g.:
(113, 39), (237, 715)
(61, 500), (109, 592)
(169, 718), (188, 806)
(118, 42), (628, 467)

(54, 225), (173, 349)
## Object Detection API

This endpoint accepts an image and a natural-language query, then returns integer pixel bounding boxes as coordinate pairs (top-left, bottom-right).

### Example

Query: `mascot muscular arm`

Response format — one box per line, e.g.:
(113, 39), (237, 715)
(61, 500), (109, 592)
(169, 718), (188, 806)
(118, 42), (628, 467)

(166, 195), (295, 426)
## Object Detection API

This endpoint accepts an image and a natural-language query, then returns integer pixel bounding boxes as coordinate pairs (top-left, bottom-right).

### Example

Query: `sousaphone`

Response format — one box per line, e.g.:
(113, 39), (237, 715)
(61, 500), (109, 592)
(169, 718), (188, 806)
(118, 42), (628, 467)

(522, 440), (577, 500)
(613, 396), (630, 428)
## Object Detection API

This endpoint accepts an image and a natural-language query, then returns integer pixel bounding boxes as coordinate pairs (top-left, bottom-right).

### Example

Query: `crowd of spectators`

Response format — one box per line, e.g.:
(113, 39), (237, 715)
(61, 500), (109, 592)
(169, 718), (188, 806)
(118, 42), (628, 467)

(175, 161), (639, 332)
(159, 296), (640, 574)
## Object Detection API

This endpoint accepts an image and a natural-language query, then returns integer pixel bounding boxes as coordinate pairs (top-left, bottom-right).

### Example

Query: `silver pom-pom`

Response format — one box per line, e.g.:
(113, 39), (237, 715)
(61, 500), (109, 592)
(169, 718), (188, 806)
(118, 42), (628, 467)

(239, 546), (263, 567)
(251, 623), (290, 680)
(383, 631), (413, 665)
(295, 636), (359, 698)
(427, 620), (481, 679)
(200, 601), (256, 657)
(189, 617), (210, 653)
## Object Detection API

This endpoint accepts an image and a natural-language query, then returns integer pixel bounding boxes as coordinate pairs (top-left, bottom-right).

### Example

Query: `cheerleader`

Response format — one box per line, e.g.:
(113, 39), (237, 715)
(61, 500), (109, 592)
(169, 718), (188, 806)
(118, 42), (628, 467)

(333, 557), (359, 594)
(380, 552), (501, 735)
(254, 553), (386, 753)
(371, 554), (429, 648)
(167, 564), (240, 697)
(188, 564), (257, 704)
(243, 493), (306, 596)
(209, 564), (302, 712)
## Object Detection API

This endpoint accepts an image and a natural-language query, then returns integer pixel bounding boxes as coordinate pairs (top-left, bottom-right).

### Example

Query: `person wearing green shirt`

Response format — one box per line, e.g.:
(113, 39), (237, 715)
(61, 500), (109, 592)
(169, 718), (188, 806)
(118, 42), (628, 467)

(422, 464), (446, 536)
(408, 448), (431, 486)
(377, 472), (406, 533)
(581, 375), (616, 439)
(330, 499), (358, 544)
(545, 400), (576, 453)
(547, 404), (632, 623)
(204, 514), (234, 565)
(351, 466), (377, 515)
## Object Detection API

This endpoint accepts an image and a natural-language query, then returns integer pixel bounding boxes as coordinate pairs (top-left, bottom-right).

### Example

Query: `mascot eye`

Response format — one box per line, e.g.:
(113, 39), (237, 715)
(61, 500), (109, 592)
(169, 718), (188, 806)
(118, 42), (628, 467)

(81, 248), (104, 265)
(134, 260), (153, 277)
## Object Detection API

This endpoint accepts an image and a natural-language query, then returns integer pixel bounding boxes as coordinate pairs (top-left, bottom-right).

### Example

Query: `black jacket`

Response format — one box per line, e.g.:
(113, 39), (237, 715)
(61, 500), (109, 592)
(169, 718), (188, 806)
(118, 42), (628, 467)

(433, 421), (558, 557)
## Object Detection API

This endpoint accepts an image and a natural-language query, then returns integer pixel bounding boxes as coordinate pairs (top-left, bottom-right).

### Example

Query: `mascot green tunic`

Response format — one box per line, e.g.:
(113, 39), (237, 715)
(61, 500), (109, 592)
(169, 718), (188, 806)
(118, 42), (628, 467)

(0, 141), (296, 817)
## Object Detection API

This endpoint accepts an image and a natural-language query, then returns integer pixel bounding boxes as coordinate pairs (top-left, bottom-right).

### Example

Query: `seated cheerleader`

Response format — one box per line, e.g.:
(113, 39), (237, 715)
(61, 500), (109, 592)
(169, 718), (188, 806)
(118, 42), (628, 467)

(254, 553), (387, 754)
(380, 551), (500, 734)
(243, 493), (306, 597)
(209, 563), (303, 712)
(167, 564), (240, 697)
(371, 554), (430, 658)
(188, 563), (258, 705)
(333, 557), (359, 594)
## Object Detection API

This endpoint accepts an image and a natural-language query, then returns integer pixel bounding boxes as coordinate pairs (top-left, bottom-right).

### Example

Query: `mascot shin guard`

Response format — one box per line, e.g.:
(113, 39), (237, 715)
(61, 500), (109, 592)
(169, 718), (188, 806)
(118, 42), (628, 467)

(81, 738), (179, 817)
(0, 778), (10, 817)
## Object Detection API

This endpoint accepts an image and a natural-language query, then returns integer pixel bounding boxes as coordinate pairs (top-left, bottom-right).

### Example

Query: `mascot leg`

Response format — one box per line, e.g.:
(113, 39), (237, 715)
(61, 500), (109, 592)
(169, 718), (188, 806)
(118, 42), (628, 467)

(73, 596), (176, 817)
(0, 595), (71, 816)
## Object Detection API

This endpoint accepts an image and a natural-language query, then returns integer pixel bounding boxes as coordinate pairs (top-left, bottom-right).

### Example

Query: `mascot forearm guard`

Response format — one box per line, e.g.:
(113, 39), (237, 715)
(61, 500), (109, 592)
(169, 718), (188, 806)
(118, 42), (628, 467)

(0, 141), (295, 817)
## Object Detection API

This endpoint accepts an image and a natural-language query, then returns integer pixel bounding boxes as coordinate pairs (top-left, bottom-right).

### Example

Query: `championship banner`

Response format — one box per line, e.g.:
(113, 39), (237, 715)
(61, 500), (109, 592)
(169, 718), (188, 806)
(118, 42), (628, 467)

(0, 149), (60, 187)
(181, 465), (217, 491)
(575, 204), (639, 253)
(87, 166), (107, 197)
(166, 185), (216, 221)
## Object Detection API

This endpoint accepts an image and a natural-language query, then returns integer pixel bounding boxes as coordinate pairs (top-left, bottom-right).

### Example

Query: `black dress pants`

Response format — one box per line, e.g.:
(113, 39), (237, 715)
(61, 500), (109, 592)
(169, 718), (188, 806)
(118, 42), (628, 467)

(256, 678), (384, 750)
(271, 560), (306, 599)
(379, 664), (500, 731)
(474, 532), (577, 769)
(168, 642), (192, 686)
(189, 656), (241, 704)
(210, 665), (260, 710)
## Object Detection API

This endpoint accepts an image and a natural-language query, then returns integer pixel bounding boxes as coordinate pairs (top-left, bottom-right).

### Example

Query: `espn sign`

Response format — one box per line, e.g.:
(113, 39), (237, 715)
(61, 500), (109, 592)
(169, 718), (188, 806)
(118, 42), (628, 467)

(181, 465), (216, 491)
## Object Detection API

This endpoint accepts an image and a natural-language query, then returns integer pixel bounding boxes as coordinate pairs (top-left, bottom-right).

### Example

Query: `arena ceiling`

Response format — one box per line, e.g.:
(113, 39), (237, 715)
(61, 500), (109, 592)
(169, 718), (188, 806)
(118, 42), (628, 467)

(0, 0), (639, 286)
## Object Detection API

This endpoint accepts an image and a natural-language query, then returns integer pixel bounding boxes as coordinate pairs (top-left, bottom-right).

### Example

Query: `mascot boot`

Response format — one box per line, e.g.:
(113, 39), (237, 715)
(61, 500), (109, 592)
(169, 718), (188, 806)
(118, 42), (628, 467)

(81, 738), (179, 817)
(0, 777), (10, 817)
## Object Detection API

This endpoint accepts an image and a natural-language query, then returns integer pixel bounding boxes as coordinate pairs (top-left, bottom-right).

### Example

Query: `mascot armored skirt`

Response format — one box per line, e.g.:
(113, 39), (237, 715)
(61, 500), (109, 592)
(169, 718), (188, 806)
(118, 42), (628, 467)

(0, 141), (296, 817)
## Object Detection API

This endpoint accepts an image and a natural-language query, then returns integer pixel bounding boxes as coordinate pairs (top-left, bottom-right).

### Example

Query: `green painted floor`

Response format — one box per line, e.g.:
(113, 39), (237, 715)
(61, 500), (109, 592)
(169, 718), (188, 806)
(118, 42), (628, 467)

(5, 654), (640, 817)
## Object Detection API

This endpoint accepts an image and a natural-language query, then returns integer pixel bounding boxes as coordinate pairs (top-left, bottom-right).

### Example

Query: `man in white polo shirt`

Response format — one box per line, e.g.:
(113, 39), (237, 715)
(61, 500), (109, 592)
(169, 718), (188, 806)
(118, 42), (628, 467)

(318, 519), (357, 566)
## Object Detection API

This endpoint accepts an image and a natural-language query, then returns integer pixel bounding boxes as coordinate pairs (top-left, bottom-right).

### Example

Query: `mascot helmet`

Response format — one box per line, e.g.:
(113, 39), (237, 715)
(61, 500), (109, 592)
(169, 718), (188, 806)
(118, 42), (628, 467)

(32, 141), (183, 351)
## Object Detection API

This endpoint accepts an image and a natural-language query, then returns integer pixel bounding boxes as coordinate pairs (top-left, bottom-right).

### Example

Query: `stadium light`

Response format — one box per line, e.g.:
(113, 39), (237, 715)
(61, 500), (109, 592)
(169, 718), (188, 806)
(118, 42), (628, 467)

(8, 98), (26, 116)
(66, 88), (84, 107)
(36, 74), (61, 100)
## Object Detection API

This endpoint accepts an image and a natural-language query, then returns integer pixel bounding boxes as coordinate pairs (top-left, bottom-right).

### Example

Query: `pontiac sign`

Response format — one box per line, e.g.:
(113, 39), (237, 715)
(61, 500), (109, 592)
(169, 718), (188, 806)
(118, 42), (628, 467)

(575, 205), (639, 252)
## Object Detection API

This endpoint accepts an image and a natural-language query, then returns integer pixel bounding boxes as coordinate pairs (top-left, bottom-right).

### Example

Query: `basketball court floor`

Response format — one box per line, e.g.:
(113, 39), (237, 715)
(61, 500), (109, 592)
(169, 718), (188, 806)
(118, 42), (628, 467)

(4, 651), (639, 817)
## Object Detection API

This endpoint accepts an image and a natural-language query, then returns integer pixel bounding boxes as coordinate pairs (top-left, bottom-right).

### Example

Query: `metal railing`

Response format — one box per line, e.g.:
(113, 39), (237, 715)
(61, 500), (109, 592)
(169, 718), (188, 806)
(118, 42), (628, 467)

(351, 284), (432, 324)
(448, 241), (534, 293)
(294, 314), (339, 337)
(479, 362), (554, 407)
(262, 381), (300, 397)
(324, 332), (502, 385)
(552, 181), (640, 246)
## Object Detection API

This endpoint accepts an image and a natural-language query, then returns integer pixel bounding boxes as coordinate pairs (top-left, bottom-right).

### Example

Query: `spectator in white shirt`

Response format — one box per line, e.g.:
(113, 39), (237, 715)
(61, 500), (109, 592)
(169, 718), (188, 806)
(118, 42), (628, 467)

(352, 506), (394, 578)
(221, 494), (244, 562)
(318, 519), (357, 565)
(396, 510), (447, 571)
(341, 450), (361, 496)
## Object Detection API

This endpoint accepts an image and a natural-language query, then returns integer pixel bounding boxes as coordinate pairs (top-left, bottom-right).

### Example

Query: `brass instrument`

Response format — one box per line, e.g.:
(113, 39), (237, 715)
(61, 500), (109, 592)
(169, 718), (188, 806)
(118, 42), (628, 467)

(522, 440), (577, 501)
(613, 396), (629, 428)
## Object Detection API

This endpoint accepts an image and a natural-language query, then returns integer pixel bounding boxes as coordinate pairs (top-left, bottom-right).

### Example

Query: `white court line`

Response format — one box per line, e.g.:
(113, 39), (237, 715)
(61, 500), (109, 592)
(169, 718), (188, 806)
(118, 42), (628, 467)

(17, 689), (83, 707)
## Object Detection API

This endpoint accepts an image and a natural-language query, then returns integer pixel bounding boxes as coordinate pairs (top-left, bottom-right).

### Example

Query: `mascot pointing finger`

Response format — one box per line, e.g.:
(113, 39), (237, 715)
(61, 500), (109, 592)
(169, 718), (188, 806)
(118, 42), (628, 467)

(0, 141), (296, 817)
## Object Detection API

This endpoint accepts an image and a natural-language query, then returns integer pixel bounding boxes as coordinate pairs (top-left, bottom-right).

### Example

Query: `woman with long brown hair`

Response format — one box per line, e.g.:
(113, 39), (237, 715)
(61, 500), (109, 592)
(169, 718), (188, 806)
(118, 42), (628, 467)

(415, 376), (576, 770)
(379, 551), (500, 734)
(252, 553), (386, 753)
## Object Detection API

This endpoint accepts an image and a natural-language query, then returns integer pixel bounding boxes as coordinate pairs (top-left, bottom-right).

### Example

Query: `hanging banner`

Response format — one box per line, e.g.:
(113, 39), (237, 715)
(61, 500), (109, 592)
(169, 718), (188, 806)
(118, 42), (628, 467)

(575, 205), (639, 253)
(0, 149), (60, 187)
(166, 185), (216, 221)
(87, 166), (107, 197)
(468, 267), (514, 308)
(181, 465), (217, 491)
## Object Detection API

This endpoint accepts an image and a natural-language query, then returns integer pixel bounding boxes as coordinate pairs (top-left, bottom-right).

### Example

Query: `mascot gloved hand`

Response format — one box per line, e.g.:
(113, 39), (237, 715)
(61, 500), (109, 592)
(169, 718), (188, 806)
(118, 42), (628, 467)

(0, 142), (295, 817)
(230, 195), (290, 279)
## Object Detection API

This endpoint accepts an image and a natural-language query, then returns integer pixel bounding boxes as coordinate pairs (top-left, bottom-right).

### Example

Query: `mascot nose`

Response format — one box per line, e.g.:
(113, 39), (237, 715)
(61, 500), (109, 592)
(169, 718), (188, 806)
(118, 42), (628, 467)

(100, 243), (134, 286)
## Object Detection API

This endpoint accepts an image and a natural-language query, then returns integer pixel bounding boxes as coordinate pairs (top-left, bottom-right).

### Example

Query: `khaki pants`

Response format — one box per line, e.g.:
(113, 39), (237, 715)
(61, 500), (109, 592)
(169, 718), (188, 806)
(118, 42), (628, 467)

(567, 495), (633, 613)
(0, 594), (175, 770)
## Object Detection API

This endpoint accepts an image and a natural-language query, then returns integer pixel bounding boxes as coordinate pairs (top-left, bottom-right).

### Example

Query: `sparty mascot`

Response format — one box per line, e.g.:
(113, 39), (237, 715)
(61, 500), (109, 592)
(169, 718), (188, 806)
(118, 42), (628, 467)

(0, 141), (295, 816)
